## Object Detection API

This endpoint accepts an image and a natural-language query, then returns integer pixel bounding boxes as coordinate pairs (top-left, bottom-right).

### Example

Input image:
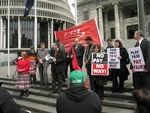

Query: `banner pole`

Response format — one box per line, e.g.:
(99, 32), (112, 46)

(7, 0), (10, 77)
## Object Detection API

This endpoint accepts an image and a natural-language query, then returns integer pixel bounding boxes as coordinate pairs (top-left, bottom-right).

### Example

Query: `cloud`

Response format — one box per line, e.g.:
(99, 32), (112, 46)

(68, 0), (75, 18)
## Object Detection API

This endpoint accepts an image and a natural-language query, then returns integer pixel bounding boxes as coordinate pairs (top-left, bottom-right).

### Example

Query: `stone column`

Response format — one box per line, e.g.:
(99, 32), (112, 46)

(51, 19), (54, 48)
(0, 16), (3, 48)
(97, 5), (104, 41)
(48, 22), (50, 49)
(119, 7), (124, 39)
(63, 22), (66, 30)
(18, 16), (21, 48)
(104, 10), (109, 40)
(114, 1), (121, 39)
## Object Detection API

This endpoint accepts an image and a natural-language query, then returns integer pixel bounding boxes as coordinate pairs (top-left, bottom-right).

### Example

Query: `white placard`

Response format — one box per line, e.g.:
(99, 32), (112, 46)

(128, 46), (145, 72)
(107, 48), (120, 69)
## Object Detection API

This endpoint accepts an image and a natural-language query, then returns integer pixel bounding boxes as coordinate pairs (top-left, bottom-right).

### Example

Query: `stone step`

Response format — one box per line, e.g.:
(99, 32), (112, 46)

(14, 98), (56, 113)
(0, 77), (134, 92)
(2, 83), (135, 110)
(2, 83), (133, 100)
(0, 79), (133, 100)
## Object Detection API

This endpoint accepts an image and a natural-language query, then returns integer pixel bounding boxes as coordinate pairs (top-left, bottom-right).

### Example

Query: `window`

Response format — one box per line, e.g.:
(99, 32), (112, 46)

(148, 22), (150, 35)
(111, 28), (115, 39)
(83, 11), (89, 21)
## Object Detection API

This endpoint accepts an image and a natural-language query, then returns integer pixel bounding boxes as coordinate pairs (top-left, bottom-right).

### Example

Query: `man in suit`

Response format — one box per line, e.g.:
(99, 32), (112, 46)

(37, 42), (49, 87)
(69, 38), (85, 71)
(131, 30), (150, 89)
(50, 42), (66, 94)
(84, 36), (95, 90)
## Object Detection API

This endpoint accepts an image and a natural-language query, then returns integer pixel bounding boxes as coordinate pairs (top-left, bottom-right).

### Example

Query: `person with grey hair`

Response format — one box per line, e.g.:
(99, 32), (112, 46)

(56, 70), (102, 113)
(130, 30), (150, 89)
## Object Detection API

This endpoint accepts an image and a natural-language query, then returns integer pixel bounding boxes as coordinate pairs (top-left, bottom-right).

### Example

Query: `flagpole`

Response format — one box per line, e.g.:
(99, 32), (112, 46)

(34, 0), (37, 51)
(74, 0), (77, 26)
(7, 0), (10, 77)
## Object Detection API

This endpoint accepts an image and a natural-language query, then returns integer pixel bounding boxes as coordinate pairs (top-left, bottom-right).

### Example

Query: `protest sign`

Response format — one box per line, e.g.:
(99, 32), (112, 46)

(91, 53), (109, 76)
(128, 46), (145, 72)
(107, 48), (120, 69)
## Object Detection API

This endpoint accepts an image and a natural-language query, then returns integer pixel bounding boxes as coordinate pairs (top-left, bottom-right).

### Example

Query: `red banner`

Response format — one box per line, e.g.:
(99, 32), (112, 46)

(71, 47), (81, 71)
(55, 19), (103, 52)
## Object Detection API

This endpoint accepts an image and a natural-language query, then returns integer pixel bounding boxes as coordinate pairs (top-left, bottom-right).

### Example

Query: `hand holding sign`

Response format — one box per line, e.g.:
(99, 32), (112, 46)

(128, 46), (145, 72)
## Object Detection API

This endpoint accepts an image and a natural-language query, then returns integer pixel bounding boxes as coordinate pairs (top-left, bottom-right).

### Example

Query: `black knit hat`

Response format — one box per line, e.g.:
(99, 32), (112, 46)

(85, 36), (92, 41)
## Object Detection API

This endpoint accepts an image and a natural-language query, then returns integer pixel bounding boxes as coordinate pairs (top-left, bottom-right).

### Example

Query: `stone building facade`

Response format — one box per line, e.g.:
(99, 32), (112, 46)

(77, 0), (150, 41)
(0, 0), (74, 50)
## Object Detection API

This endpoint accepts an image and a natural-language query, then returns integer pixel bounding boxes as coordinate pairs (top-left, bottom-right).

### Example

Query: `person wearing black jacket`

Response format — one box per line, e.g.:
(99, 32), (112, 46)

(105, 38), (114, 82)
(50, 42), (66, 94)
(68, 38), (85, 71)
(111, 40), (130, 93)
(131, 30), (150, 89)
(0, 84), (31, 113)
(56, 70), (102, 113)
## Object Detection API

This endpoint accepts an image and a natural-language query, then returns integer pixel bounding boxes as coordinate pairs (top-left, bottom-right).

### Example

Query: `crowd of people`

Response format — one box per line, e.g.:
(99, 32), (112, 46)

(3, 29), (150, 113)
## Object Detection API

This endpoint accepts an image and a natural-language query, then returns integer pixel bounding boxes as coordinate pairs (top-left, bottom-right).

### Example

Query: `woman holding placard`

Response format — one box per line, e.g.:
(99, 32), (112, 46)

(92, 44), (107, 102)
(111, 40), (130, 93)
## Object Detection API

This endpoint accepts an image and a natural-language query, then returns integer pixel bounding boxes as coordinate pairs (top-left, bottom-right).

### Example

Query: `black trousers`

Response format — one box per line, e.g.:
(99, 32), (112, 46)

(133, 72), (150, 89)
(86, 64), (94, 90)
(112, 69), (124, 92)
(94, 81), (104, 100)
(64, 58), (70, 78)
(52, 69), (63, 92)
(30, 74), (36, 83)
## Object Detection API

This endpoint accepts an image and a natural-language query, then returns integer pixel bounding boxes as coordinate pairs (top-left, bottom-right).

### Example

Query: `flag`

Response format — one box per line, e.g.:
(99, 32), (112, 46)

(71, 47), (81, 71)
(55, 19), (103, 53)
(24, 0), (34, 17)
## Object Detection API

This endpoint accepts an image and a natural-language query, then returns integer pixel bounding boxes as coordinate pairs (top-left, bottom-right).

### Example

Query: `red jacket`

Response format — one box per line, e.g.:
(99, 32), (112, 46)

(17, 58), (30, 74)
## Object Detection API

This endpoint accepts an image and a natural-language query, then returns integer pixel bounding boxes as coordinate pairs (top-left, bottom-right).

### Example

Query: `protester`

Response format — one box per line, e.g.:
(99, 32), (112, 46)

(0, 87), (31, 113)
(56, 70), (102, 113)
(130, 30), (150, 89)
(56, 39), (65, 52)
(84, 36), (95, 90)
(105, 38), (114, 83)
(56, 39), (67, 82)
(92, 44), (107, 102)
(15, 51), (30, 97)
(111, 40), (129, 93)
(28, 46), (37, 85)
(106, 38), (114, 50)
(50, 42), (66, 94)
(133, 88), (150, 113)
(37, 42), (49, 87)
(69, 38), (85, 71)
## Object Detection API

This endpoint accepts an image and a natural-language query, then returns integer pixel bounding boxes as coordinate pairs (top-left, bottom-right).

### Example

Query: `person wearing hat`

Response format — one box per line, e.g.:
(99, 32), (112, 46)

(56, 70), (102, 113)
(28, 46), (37, 85)
(84, 36), (95, 90)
